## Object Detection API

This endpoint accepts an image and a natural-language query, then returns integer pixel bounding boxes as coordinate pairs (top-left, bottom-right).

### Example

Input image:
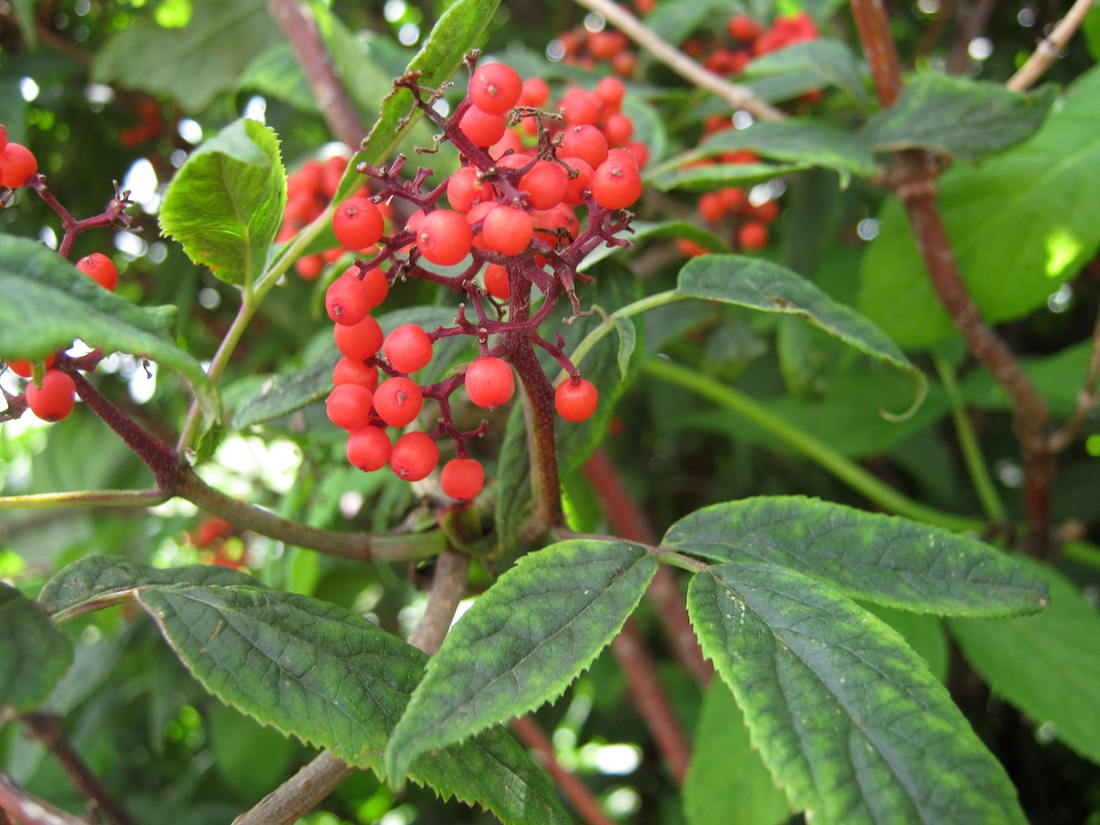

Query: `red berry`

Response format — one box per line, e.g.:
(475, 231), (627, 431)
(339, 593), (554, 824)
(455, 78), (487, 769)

(346, 426), (392, 472)
(6, 352), (56, 378)
(738, 221), (769, 250)
(602, 112), (634, 148)
(468, 63), (523, 115)
(560, 124), (609, 170)
(326, 383), (375, 431)
(561, 157), (594, 206)
(295, 254), (324, 280)
(0, 143), (37, 188)
(373, 377), (424, 427)
(0, 125), (7, 154)
(749, 199), (780, 223)
(482, 205), (534, 256)
(359, 266), (389, 309)
(333, 197), (384, 250)
(441, 457), (485, 500)
(334, 314), (384, 361)
(384, 323), (434, 374)
(555, 377), (598, 422)
(459, 106), (507, 147)
(590, 160), (642, 210)
(333, 357), (379, 391)
(464, 357), (514, 408)
(728, 14), (764, 41)
(517, 77), (550, 108)
(75, 253), (118, 292)
(447, 165), (494, 213)
(698, 192), (727, 223)
(595, 77), (626, 112)
(560, 88), (603, 126)
(519, 160), (569, 211)
(483, 263), (509, 299)
(25, 369), (76, 422)
(417, 209), (473, 266)
(326, 272), (372, 326)
(389, 431), (440, 481)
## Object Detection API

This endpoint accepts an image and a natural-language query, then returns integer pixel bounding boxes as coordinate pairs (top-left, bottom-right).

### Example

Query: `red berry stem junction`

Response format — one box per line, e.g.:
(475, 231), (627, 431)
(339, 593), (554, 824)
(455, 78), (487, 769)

(321, 55), (639, 516)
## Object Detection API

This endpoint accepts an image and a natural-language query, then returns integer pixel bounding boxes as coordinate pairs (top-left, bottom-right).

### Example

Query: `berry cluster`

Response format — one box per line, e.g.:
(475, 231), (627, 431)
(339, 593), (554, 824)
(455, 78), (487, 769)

(691, 11), (822, 79)
(318, 58), (635, 502)
(555, 27), (638, 77)
(279, 154), (393, 280)
(185, 516), (250, 569)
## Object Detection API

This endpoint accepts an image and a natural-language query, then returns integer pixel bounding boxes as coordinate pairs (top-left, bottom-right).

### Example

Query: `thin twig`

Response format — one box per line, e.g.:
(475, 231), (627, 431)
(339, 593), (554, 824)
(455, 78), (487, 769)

(0, 768), (90, 825)
(0, 490), (169, 511)
(231, 550), (470, 825)
(510, 716), (617, 825)
(610, 620), (692, 785)
(583, 449), (713, 685)
(570, 0), (786, 122)
(263, 0), (368, 147)
(1048, 308), (1100, 452)
(1007, 0), (1098, 91)
(19, 713), (142, 825)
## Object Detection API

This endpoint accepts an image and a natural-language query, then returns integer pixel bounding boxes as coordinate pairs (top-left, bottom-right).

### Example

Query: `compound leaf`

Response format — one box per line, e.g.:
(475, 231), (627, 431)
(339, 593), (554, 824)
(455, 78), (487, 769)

(386, 540), (657, 783)
(160, 118), (286, 288)
(676, 256), (926, 415)
(0, 583), (73, 713)
(137, 585), (570, 825)
(688, 563), (1028, 825)
(0, 235), (220, 424)
(38, 555), (259, 620)
(950, 560), (1100, 766)
(665, 496), (1048, 617)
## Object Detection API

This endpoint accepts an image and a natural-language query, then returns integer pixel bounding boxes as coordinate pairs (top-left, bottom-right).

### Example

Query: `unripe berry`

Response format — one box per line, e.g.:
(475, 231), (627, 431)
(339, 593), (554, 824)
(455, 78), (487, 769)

(441, 457), (485, 500)
(389, 431), (440, 481)
(555, 377), (599, 422)
(464, 357), (514, 408)
(373, 377), (424, 427)
(384, 323), (434, 374)
(76, 253), (118, 292)
(25, 369), (76, 422)
(333, 197), (385, 250)
(346, 426), (392, 472)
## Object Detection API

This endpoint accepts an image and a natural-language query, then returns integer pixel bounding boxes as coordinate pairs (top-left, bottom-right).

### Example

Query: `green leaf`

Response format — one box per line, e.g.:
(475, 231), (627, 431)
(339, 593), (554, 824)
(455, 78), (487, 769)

(742, 39), (871, 106)
(693, 118), (878, 184)
(0, 235), (220, 424)
(688, 563), (1028, 825)
(578, 219), (729, 270)
(137, 585), (571, 825)
(858, 65), (1100, 347)
(676, 255), (926, 415)
(664, 496), (1049, 617)
(0, 583), (73, 713)
(38, 555), (260, 619)
(159, 118), (287, 288)
(642, 0), (733, 45)
(648, 161), (810, 193)
(238, 44), (316, 112)
(949, 561), (1100, 766)
(494, 402), (534, 552)
(613, 315), (637, 382)
(862, 74), (1056, 161)
(684, 679), (791, 825)
(347, 0), (500, 198)
(386, 540), (657, 783)
(92, 0), (281, 112)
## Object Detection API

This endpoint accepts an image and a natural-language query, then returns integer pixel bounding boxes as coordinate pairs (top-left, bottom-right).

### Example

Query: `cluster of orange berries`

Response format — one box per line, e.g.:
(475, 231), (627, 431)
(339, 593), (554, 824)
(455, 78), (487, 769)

(691, 11), (822, 78)
(555, 27), (638, 77)
(315, 61), (637, 502)
(679, 147), (782, 255)
(279, 154), (393, 280)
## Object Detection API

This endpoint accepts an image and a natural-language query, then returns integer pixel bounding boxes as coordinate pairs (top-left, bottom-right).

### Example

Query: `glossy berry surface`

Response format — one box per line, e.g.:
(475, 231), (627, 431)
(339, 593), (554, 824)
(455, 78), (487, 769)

(326, 384), (374, 431)
(555, 377), (599, 422)
(333, 197), (385, 249)
(464, 357), (514, 408)
(25, 369), (76, 422)
(384, 324), (434, 374)
(76, 253), (118, 291)
(346, 426), (392, 472)
(373, 377), (424, 427)
(389, 431), (440, 481)
(0, 143), (37, 188)
(590, 160), (642, 210)
(7, 353), (56, 378)
(441, 458), (485, 500)
(417, 209), (473, 266)
(482, 206), (533, 256)
(333, 357), (379, 391)
(469, 63), (523, 114)
(325, 273), (372, 326)
(334, 314), (384, 361)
